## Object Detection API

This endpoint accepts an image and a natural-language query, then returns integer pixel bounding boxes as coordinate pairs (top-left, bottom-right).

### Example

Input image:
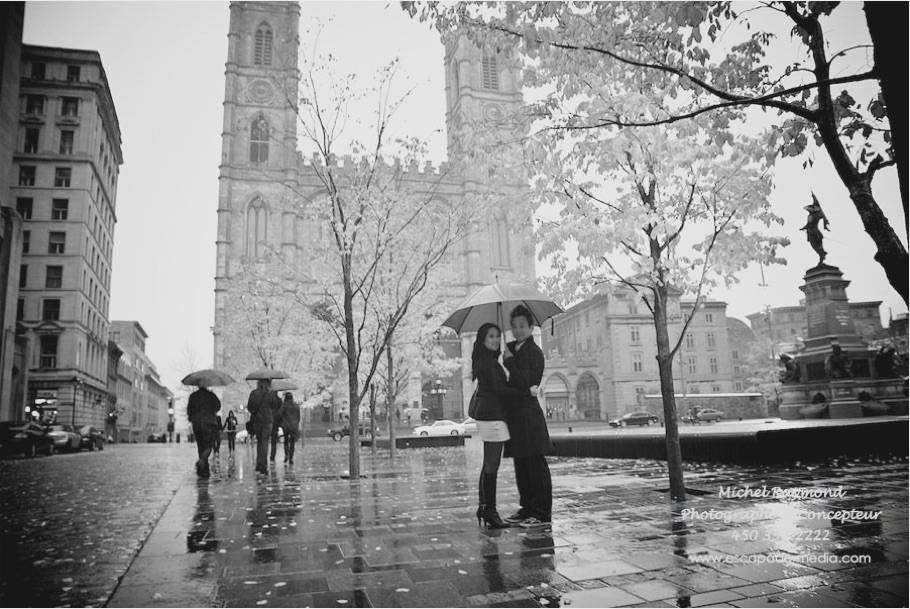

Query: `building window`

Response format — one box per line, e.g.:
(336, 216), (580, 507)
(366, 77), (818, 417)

(733, 365), (741, 376)
(59, 130), (75, 155)
(16, 299), (24, 321)
(634, 386), (646, 404)
(586, 338), (592, 352)
(734, 381), (743, 391)
(481, 55), (499, 90)
(24, 128), (39, 153)
(48, 232), (66, 254)
(19, 265), (27, 289)
(61, 97), (79, 117)
(16, 197), (33, 220)
(685, 332), (695, 349)
(632, 352), (643, 373)
(52, 199), (69, 220)
(707, 332), (716, 348)
(19, 166), (36, 186)
(25, 94), (45, 114)
(67, 65), (81, 82)
(490, 219), (510, 267)
(690, 386), (701, 394)
(254, 24), (273, 66)
(31, 62), (45, 79)
(732, 349), (739, 360)
(249, 115), (269, 164)
(42, 299), (61, 321)
(709, 356), (718, 374)
(22, 231), (30, 254)
(687, 356), (697, 375)
(712, 385), (721, 393)
(39, 335), (59, 368)
(46, 266), (63, 288)
(55, 168), (72, 187)
(245, 200), (268, 258)
(630, 325), (640, 342)
(705, 312), (714, 323)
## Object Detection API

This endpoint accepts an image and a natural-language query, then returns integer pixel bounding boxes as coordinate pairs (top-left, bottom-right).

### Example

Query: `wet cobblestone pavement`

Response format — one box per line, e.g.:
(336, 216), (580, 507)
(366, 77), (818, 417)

(0, 437), (906, 608)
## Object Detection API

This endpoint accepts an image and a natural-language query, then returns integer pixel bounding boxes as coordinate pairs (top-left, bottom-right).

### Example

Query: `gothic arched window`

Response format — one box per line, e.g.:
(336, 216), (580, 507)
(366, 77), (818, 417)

(254, 24), (273, 66)
(481, 54), (499, 90)
(249, 114), (269, 165)
(246, 199), (268, 258)
(577, 373), (601, 419)
(490, 219), (510, 267)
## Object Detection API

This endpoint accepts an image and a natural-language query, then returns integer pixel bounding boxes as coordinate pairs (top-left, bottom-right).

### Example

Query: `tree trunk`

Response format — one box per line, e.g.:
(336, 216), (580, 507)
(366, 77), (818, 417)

(864, 1), (908, 222)
(343, 255), (360, 479)
(369, 383), (377, 456)
(652, 286), (686, 500)
(387, 342), (396, 460)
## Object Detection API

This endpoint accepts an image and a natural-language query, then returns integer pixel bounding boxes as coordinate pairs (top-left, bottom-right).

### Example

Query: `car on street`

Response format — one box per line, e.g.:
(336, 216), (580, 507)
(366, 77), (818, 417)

(609, 412), (660, 428)
(45, 424), (83, 451)
(460, 417), (478, 435)
(696, 408), (725, 422)
(147, 432), (168, 443)
(327, 424), (378, 442)
(412, 419), (466, 436)
(0, 421), (55, 458)
(78, 425), (106, 451)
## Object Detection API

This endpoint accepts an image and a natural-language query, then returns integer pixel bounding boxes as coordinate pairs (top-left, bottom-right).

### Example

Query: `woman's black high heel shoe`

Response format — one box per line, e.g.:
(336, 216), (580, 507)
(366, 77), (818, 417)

(477, 508), (509, 529)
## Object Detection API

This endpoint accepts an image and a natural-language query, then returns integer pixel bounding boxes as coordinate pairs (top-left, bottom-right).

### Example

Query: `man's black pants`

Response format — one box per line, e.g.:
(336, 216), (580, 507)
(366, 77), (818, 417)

(513, 455), (552, 519)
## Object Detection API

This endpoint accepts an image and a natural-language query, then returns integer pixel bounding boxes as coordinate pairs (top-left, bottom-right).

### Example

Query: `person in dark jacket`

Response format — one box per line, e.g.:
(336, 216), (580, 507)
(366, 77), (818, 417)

(187, 382), (221, 478)
(277, 392), (301, 465)
(223, 410), (239, 454)
(246, 379), (280, 473)
(472, 323), (532, 528)
(503, 305), (554, 527)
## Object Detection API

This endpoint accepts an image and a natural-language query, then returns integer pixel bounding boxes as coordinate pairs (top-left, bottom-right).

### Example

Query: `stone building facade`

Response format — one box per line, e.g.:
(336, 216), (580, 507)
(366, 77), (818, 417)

(212, 2), (534, 407)
(12, 44), (122, 429)
(745, 301), (883, 356)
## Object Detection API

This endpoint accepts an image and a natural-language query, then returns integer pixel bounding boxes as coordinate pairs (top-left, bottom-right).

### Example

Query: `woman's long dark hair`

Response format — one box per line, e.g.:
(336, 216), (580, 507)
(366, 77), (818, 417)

(471, 323), (501, 380)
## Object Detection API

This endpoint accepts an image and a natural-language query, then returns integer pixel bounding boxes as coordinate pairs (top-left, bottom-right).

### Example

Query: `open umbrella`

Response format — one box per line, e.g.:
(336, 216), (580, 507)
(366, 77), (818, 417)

(181, 369), (236, 387)
(442, 281), (564, 334)
(245, 368), (289, 381)
(270, 379), (298, 391)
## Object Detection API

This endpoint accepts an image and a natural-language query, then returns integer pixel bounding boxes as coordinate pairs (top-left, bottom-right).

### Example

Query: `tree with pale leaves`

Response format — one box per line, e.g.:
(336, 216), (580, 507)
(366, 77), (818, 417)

(406, 1), (907, 303)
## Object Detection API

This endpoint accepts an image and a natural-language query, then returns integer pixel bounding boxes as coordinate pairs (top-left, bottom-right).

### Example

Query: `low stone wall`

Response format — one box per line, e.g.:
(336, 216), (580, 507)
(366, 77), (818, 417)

(370, 435), (466, 449)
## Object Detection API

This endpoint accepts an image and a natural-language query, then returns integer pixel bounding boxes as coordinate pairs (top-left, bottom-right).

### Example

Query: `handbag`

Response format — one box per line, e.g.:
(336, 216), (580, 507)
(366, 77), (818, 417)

(468, 388), (480, 419)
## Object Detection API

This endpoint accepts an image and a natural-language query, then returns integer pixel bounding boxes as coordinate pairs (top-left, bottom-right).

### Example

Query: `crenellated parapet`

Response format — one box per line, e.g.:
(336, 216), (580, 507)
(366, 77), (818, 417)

(296, 152), (452, 178)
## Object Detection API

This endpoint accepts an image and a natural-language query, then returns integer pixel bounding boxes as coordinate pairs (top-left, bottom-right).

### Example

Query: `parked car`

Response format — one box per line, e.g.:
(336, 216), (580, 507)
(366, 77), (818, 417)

(327, 424), (378, 442)
(147, 432), (168, 443)
(696, 408), (725, 422)
(460, 417), (478, 435)
(0, 421), (55, 458)
(412, 419), (466, 436)
(46, 424), (83, 451)
(78, 425), (105, 451)
(609, 412), (659, 428)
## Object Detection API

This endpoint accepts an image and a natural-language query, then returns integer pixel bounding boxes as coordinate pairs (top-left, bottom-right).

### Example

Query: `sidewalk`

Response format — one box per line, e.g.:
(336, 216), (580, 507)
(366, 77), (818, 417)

(108, 438), (908, 608)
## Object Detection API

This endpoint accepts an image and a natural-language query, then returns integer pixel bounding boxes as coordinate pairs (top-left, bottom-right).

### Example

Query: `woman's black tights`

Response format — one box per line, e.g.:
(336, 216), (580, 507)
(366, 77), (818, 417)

(482, 441), (504, 475)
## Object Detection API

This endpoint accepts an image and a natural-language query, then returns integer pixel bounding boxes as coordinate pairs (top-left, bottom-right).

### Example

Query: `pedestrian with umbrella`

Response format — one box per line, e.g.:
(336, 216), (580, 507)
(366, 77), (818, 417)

(244, 369), (286, 474)
(277, 392), (301, 466)
(182, 370), (235, 478)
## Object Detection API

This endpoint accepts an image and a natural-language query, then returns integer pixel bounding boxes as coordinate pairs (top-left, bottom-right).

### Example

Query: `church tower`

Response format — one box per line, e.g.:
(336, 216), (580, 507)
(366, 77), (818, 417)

(213, 1), (300, 369)
(443, 35), (534, 293)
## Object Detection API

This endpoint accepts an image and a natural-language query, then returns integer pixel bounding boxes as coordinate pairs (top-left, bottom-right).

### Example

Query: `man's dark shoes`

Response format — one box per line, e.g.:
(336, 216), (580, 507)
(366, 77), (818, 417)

(505, 510), (530, 523)
(517, 516), (551, 528)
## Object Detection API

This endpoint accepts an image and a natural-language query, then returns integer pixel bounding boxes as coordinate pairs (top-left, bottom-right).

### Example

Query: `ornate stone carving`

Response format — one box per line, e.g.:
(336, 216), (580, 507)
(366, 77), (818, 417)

(247, 79), (274, 104)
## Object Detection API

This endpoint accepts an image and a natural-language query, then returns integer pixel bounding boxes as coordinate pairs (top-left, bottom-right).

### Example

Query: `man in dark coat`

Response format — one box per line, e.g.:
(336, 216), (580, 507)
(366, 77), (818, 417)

(246, 379), (280, 473)
(187, 382), (221, 477)
(503, 305), (554, 526)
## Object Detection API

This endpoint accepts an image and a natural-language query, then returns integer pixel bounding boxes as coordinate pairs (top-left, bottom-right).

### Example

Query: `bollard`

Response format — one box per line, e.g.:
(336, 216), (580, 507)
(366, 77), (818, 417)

(568, 426), (572, 433)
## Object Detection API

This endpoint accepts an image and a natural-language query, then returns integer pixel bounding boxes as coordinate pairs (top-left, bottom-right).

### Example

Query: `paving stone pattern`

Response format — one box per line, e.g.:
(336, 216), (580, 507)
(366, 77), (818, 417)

(0, 439), (906, 608)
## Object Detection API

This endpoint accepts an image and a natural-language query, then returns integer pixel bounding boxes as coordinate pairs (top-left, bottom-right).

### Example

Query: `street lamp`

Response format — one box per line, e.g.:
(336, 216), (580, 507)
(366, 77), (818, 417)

(167, 398), (175, 443)
(429, 379), (447, 421)
(71, 376), (82, 427)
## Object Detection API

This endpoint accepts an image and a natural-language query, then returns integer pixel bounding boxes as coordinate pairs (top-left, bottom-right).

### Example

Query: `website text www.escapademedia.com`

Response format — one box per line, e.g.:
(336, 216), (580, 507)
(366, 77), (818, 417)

(691, 552), (872, 566)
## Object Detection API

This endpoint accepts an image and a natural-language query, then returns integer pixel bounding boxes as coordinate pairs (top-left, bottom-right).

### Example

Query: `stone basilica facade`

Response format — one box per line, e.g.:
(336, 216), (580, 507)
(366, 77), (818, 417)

(213, 2), (534, 411)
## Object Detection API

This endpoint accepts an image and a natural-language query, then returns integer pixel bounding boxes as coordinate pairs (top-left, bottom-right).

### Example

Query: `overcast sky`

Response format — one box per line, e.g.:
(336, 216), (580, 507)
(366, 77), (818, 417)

(23, 1), (907, 391)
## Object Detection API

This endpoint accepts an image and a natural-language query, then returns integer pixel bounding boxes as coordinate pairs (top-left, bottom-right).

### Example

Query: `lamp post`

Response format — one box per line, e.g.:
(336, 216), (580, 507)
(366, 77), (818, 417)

(167, 399), (175, 443)
(71, 376), (82, 427)
(429, 379), (447, 421)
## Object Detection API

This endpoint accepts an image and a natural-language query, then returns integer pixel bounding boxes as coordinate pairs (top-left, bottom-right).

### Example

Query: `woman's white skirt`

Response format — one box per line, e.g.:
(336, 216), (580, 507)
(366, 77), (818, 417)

(476, 420), (510, 442)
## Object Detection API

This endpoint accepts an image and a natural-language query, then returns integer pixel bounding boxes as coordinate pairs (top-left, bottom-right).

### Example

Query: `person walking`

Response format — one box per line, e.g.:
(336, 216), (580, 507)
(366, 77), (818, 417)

(268, 392), (283, 462)
(187, 382), (221, 478)
(502, 305), (554, 528)
(278, 392), (301, 465)
(471, 322), (534, 529)
(246, 379), (280, 474)
(223, 410), (239, 454)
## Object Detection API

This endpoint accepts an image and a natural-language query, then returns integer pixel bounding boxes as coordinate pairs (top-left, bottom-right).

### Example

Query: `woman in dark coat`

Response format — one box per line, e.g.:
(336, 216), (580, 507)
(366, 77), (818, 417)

(503, 305), (554, 526)
(472, 323), (532, 528)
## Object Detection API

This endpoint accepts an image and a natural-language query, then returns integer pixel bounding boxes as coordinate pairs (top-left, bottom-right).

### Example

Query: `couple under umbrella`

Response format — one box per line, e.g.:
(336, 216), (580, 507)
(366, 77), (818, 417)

(442, 281), (563, 529)
(243, 370), (300, 473)
(181, 369), (236, 478)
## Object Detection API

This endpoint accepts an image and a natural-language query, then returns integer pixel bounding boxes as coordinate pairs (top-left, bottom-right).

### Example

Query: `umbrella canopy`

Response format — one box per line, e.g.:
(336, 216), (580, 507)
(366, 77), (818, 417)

(442, 281), (564, 334)
(270, 379), (298, 391)
(181, 369), (236, 387)
(245, 368), (289, 381)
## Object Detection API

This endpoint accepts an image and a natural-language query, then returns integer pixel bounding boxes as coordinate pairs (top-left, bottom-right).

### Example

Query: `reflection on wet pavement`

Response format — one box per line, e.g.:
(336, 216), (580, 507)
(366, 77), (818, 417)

(2, 436), (905, 608)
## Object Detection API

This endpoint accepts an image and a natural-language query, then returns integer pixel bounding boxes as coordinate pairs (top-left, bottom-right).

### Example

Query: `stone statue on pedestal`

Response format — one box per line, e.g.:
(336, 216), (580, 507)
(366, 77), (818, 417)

(825, 343), (853, 380)
(801, 194), (830, 265)
(778, 353), (802, 383)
